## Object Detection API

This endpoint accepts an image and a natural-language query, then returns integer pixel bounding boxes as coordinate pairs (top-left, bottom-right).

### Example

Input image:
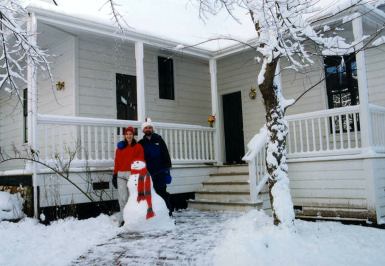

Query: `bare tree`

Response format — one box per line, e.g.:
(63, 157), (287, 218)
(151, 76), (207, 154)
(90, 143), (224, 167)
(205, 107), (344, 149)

(197, 0), (385, 225)
(0, 0), (125, 102)
(0, 0), (52, 101)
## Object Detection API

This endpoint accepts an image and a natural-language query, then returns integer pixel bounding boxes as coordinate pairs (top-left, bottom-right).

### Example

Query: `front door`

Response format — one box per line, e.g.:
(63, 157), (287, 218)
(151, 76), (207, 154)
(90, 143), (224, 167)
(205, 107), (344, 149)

(222, 91), (245, 164)
(116, 73), (137, 120)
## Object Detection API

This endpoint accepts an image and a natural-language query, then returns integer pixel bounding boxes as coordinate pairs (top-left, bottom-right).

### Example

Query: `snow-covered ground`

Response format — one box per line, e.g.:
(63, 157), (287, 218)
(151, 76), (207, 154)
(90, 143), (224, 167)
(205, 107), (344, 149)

(1, 210), (385, 266)
(0, 214), (121, 266)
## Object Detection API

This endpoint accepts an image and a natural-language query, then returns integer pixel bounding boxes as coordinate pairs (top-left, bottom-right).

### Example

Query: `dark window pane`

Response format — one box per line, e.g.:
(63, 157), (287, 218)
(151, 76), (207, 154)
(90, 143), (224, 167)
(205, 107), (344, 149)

(158, 56), (174, 100)
(324, 53), (360, 133)
(116, 73), (137, 121)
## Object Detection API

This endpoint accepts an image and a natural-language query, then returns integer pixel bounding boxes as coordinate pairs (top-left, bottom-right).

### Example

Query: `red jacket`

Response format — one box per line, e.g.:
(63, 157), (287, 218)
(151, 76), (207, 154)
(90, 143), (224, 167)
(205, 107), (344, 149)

(113, 141), (144, 175)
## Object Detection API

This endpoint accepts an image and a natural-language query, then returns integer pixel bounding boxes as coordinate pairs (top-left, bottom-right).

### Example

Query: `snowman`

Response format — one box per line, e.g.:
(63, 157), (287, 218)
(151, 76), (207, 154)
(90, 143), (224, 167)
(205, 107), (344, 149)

(123, 160), (174, 232)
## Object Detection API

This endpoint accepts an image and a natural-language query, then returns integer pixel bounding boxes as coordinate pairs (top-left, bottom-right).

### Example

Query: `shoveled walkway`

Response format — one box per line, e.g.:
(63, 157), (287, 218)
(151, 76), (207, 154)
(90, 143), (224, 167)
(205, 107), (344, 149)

(72, 209), (239, 266)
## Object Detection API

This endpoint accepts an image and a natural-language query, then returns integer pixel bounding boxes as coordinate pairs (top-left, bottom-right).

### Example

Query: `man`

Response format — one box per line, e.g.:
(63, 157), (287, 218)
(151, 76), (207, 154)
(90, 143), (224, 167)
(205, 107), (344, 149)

(139, 118), (173, 216)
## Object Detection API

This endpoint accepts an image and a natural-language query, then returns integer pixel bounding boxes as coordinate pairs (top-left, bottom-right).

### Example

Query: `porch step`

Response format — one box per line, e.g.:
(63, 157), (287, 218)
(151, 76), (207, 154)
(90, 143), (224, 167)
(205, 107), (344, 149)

(216, 165), (248, 174)
(207, 173), (249, 183)
(202, 181), (250, 192)
(195, 191), (250, 202)
(188, 199), (263, 212)
(188, 168), (266, 212)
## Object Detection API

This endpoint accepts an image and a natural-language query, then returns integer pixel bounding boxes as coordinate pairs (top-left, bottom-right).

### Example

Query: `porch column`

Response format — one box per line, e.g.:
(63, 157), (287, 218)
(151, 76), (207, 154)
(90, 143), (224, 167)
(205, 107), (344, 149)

(135, 41), (146, 122)
(27, 12), (39, 218)
(352, 15), (373, 152)
(209, 58), (223, 164)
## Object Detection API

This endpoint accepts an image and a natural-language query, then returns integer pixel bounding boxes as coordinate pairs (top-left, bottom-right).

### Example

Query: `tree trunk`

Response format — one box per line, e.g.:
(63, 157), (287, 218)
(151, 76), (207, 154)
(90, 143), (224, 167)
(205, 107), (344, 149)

(259, 58), (294, 226)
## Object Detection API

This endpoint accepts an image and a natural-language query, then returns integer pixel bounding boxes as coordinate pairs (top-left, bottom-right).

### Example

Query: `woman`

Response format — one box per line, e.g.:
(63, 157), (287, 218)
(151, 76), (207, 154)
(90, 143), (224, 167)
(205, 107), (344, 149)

(113, 126), (144, 214)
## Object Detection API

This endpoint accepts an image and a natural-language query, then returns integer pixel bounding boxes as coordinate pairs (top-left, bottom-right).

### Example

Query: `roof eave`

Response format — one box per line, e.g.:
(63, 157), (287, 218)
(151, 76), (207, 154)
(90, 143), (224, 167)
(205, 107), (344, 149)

(27, 5), (214, 59)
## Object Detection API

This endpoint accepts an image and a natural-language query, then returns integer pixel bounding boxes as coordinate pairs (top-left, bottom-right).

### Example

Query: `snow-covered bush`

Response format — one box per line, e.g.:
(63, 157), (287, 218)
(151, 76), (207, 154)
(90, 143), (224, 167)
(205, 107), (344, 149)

(0, 191), (25, 221)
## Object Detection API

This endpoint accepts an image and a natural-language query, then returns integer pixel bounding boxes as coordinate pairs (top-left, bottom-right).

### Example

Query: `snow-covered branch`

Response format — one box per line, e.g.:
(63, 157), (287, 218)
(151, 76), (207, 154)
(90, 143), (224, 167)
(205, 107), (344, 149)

(0, 0), (52, 102)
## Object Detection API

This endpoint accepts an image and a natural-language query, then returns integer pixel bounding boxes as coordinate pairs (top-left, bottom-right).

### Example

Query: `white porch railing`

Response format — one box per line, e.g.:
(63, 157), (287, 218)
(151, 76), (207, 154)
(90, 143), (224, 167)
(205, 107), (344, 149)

(36, 114), (216, 166)
(370, 104), (385, 153)
(286, 105), (362, 157)
(242, 127), (269, 203)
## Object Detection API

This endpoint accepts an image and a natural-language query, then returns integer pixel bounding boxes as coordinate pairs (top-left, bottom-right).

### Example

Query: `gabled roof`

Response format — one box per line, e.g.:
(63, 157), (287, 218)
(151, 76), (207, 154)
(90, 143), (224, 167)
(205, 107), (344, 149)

(26, 0), (385, 59)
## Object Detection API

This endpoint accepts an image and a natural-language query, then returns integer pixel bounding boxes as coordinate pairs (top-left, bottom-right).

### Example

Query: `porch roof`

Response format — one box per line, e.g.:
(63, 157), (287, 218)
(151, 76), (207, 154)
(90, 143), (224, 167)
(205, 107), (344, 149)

(26, 0), (385, 59)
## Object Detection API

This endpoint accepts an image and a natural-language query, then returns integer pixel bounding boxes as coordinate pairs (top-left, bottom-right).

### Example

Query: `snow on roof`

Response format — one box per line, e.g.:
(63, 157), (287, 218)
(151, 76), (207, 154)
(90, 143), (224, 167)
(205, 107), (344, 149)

(25, 0), (383, 54)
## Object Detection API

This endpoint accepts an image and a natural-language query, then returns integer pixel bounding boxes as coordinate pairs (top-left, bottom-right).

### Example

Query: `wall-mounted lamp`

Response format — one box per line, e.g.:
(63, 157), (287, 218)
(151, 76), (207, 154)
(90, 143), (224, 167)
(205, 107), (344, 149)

(249, 87), (257, 100)
(56, 81), (65, 91)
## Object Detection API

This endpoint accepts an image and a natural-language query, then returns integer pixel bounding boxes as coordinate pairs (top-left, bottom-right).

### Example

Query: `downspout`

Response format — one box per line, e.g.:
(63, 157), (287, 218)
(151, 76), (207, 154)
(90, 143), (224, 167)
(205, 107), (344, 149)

(27, 12), (39, 218)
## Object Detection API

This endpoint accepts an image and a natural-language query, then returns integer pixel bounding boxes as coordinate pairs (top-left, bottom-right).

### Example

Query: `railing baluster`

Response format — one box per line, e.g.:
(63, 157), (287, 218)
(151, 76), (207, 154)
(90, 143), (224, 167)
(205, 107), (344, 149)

(209, 131), (214, 160)
(44, 125), (48, 161)
(287, 122), (291, 154)
(51, 126), (55, 159)
(80, 126), (85, 160)
(338, 114), (343, 149)
(324, 116), (330, 150)
(101, 127), (105, 160)
(94, 126), (98, 160)
(347, 113), (351, 149)
(107, 127), (111, 160)
(293, 121), (297, 153)
(184, 130), (188, 160)
(332, 115), (336, 150)
(200, 131), (204, 161)
(305, 119), (309, 152)
(204, 131), (210, 160)
(353, 113), (358, 148)
(188, 130), (192, 160)
(193, 131), (197, 160)
(318, 118), (322, 151)
(59, 126), (64, 159)
(311, 118), (316, 152)
(179, 129), (183, 160)
(299, 120), (303, 153)
(87, 126), (92, 160)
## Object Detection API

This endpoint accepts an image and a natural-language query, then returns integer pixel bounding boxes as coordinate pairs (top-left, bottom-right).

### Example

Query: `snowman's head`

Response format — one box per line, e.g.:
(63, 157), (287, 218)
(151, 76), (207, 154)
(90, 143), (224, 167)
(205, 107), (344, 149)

(131, 160), (146, 171)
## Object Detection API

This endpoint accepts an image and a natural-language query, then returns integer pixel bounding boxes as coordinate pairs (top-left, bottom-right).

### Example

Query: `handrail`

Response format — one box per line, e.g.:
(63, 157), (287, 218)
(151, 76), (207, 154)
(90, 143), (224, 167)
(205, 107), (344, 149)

(37, 114), (215, 131)
(286, 105), (360, 121)
(242, 126), (269, 203)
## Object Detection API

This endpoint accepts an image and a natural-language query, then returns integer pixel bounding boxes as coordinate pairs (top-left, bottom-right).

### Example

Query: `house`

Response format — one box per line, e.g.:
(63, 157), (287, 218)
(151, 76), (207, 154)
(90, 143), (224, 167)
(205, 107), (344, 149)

(1, 0), (385, 223)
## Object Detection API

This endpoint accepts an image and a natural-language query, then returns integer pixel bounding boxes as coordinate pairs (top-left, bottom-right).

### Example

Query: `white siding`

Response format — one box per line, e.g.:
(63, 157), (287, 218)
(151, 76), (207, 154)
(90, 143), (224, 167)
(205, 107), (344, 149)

(371, 158), (385, 223)
(217, 50), (264, 147)
(366, 44), (385, 106)
(37, 23), (76, 116)
(77, 37), (211, 126)
(168, 166), (216, 194)
(217, 49), (328, 147)
(145, 48), (211, 125)
(288, 158), (375, 219)
(78, 37), (136, 118)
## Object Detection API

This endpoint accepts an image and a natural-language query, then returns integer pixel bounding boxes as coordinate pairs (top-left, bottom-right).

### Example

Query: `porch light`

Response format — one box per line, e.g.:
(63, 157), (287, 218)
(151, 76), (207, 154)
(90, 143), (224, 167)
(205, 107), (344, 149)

(56, 81), (65, 91)
(249, 87), (257, 100)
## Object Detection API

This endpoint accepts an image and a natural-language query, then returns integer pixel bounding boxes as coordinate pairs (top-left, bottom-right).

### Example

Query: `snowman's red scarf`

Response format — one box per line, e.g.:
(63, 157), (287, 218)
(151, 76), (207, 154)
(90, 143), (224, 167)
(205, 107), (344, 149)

(134, 167), (155, 220)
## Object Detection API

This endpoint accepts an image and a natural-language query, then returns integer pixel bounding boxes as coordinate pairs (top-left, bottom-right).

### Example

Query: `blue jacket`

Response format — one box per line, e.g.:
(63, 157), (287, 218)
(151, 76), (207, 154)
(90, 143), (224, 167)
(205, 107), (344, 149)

(139, 133), (172, 177)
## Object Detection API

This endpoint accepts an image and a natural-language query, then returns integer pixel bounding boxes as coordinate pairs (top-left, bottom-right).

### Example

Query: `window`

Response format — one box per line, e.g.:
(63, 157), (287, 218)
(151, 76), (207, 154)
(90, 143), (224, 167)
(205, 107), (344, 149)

(158, 56), (174, 100)
(324, 53), (359, 108)
(324, 53), (359, 132)
(23, 88), (28, 143)
(116, 73), (137, 121)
